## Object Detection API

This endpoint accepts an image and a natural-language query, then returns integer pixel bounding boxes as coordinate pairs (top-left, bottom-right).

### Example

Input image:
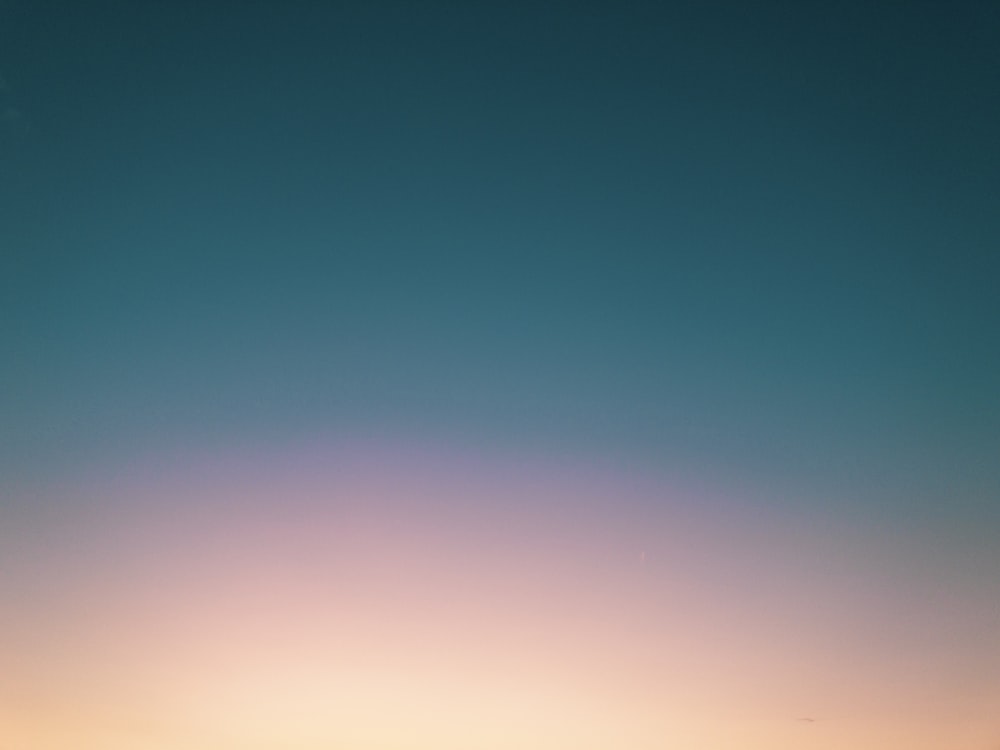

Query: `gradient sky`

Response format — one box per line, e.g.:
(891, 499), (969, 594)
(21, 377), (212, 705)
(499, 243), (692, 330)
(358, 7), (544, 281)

(1, 2), (999, 748)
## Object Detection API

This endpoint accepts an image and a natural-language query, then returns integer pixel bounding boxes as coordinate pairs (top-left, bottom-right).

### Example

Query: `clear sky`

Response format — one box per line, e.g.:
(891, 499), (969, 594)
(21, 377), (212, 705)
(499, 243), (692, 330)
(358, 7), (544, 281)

(1, 2), (999, 748)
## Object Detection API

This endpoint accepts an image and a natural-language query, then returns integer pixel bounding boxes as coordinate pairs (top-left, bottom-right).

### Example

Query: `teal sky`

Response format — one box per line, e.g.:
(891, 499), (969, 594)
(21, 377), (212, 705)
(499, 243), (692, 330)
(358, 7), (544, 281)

(2, 7), (1000, 746)
(2, 0), (998, 526)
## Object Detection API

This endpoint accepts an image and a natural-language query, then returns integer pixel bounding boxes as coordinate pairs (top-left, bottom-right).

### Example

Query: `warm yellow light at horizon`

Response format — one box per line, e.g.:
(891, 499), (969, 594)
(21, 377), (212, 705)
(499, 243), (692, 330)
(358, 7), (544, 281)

(1, 445), (997, 749)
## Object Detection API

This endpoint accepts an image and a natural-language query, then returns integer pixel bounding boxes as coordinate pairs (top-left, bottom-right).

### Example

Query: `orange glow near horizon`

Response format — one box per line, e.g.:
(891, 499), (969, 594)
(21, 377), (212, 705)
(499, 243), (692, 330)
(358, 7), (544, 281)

(1, 441), (997, 749)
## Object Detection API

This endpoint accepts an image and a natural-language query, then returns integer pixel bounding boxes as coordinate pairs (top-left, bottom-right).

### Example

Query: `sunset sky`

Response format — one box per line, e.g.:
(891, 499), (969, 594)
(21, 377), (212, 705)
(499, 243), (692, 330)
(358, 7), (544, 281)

(2, 2), (999, 748)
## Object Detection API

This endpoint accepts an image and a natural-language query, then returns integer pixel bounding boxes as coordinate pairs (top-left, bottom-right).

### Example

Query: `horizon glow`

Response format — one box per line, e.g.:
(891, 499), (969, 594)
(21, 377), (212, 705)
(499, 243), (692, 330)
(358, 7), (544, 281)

(2, 438), (996, 749)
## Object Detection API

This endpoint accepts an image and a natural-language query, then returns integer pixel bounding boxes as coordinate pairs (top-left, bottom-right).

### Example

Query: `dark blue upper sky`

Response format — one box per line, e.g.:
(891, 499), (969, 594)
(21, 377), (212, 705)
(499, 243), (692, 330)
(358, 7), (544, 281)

(2, 1), (998, 522)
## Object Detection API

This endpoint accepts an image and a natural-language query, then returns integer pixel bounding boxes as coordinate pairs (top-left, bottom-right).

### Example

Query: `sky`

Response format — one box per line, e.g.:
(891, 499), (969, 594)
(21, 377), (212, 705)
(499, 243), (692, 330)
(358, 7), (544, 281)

(1, 1), (999, 748)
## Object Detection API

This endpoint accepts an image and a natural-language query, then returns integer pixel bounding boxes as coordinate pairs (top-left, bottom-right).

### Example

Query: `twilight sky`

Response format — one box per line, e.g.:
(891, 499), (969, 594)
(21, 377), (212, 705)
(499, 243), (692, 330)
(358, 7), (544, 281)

(1, 2), (999, 748)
